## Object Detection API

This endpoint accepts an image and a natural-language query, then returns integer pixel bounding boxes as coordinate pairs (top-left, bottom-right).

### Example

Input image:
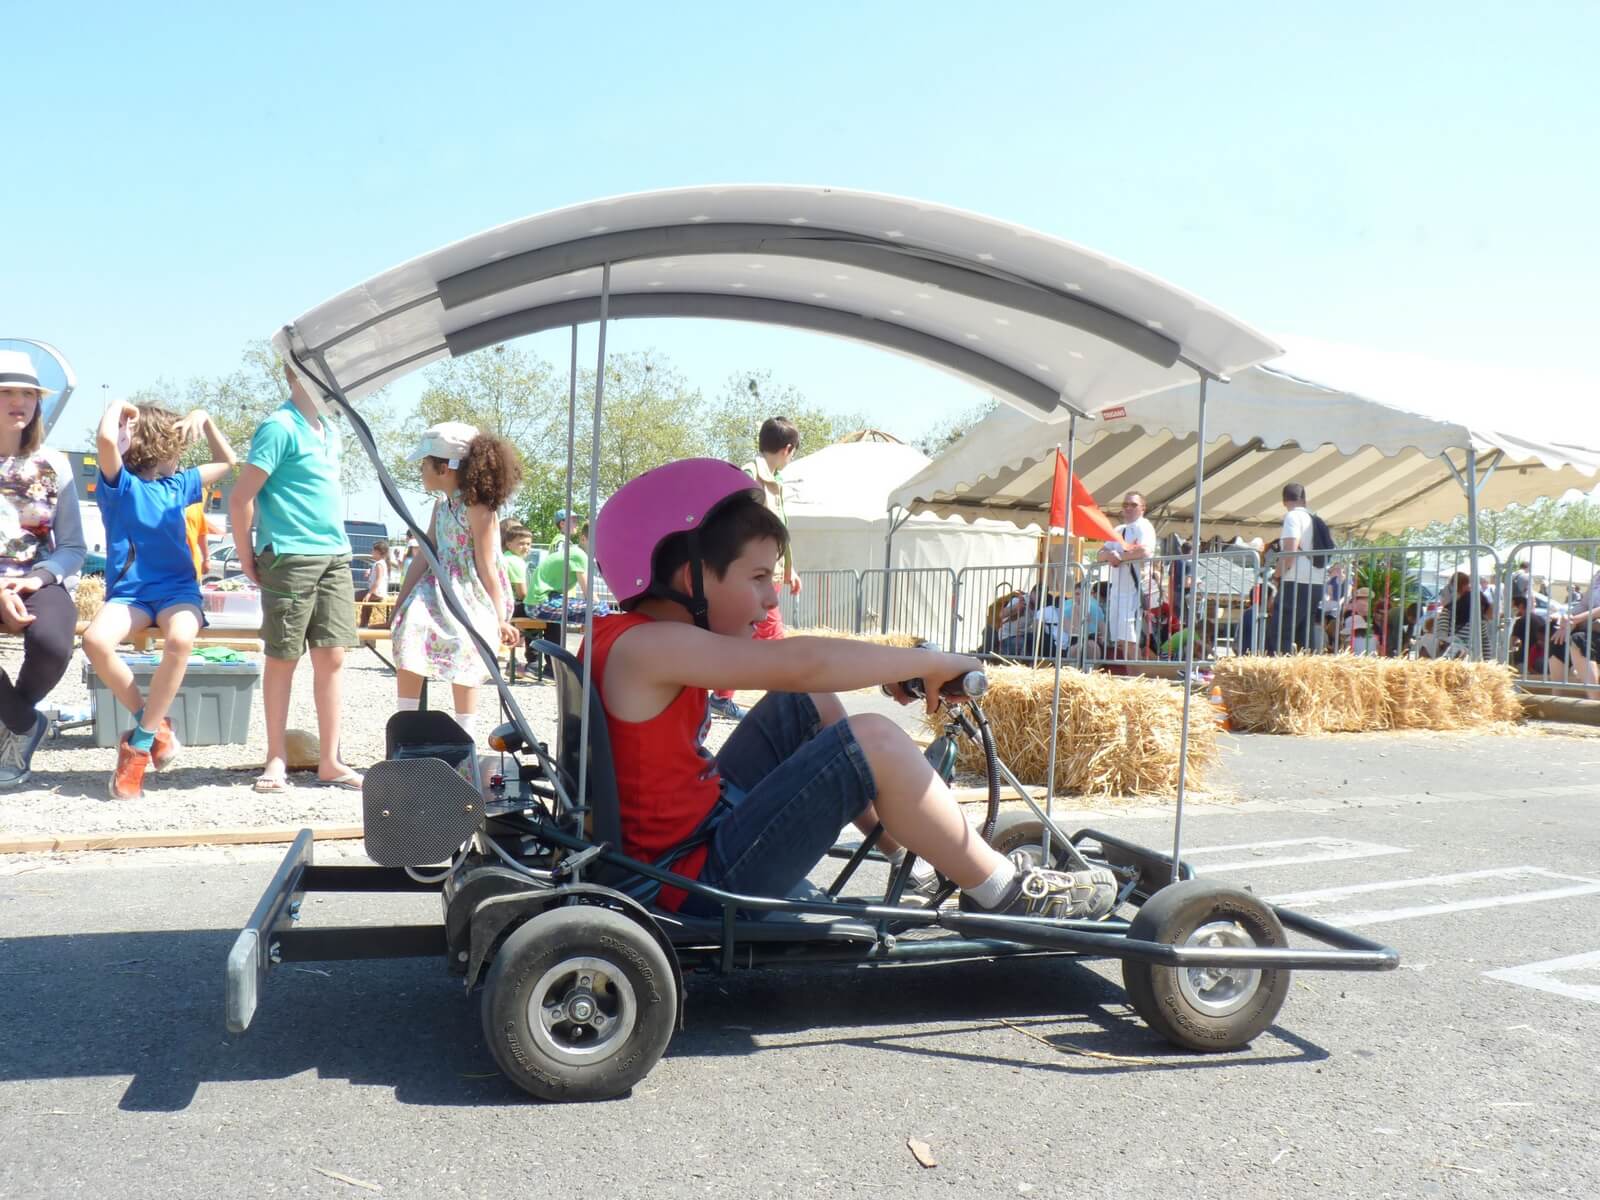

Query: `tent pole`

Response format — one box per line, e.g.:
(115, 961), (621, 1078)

(1041, 420), (1077, 863)
(1466, 445), (1482, 660)
(575, 263), (611, 837)
(1171, 374), (1210, 883)
(558, 324), (578, 650)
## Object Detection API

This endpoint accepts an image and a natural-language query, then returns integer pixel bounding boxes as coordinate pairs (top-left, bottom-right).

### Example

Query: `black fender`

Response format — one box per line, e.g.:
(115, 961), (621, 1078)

(465, 883), (686, 1029)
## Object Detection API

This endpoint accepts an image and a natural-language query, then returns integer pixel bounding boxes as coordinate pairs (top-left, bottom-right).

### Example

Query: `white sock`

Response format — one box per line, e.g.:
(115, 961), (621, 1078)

(966, 858), (1019, 909)
(397, 696), (421, 712)
(454, 711), (477, 740)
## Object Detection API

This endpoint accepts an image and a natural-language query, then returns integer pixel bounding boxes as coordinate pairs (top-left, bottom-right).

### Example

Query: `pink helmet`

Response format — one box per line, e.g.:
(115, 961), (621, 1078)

(593, 458), (762, 625)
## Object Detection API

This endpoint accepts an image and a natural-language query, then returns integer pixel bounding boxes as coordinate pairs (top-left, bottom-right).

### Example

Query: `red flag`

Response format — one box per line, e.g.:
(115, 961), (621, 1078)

(1048, 450), (1120, 542)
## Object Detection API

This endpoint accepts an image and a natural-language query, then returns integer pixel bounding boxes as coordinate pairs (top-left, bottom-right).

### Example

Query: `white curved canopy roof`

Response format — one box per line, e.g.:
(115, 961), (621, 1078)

(272, 185), (1281, 415)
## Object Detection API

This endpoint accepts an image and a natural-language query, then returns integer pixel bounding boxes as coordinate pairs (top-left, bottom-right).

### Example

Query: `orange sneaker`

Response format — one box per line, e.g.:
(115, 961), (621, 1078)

(150, 719), (181, 770)
(110, 736), (151, 800)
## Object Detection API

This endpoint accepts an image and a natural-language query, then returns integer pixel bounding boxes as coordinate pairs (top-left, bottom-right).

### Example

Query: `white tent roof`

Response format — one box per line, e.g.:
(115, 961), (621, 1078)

(785, 440), (937, 526)
(272, 185), (1280, 416)
(1503, 543), (1598, 590)
(889, 337), (1600, 537)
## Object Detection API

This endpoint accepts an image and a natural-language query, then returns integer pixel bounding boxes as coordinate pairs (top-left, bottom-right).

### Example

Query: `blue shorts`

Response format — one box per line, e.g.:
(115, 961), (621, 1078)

(106, 582), (205, 624)
(680, 692), (877, 917)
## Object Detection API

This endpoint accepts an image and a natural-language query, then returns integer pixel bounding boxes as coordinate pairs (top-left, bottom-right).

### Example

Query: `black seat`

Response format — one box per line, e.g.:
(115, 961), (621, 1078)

(530, 640), (628, 881)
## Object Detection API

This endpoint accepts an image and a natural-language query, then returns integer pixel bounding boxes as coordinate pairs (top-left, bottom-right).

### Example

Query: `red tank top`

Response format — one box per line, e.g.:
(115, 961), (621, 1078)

(581, 612), (719, 910)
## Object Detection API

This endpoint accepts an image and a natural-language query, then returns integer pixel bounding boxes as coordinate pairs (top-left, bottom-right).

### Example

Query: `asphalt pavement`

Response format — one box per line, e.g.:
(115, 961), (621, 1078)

(3, 724), (1599, 1199)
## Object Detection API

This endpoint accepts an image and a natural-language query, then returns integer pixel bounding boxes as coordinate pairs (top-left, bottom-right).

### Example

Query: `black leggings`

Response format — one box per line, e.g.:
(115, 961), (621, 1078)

(0, 582), (76, 734)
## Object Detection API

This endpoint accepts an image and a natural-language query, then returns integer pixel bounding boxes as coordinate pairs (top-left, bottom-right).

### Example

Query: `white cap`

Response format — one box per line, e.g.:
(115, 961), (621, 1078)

(407, 420), (479, 468)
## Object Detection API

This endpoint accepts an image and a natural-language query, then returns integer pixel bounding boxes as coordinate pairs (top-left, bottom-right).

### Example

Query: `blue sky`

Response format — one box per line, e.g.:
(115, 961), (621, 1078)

(8, 2), (1598, 520)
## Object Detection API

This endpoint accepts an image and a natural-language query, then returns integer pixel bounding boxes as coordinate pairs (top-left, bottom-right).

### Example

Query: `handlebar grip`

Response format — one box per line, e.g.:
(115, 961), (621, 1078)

(898, 671), (989, 700)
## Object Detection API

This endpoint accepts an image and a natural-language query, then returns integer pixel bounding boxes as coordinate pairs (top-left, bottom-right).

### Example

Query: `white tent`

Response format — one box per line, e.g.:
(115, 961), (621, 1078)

(781, 436), (1038, 637)
(888, 335), (1600, 539)
(1500, 544), (1599, 601)
(785, 437), (1038, 570)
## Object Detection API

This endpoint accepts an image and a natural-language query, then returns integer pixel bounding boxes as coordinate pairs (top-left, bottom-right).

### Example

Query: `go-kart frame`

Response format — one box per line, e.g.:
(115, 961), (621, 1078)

(224, 187), (1399, 1101)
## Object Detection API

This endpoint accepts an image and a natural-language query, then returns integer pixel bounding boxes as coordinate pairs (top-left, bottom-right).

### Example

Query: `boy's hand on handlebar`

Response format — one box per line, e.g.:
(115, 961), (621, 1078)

(921, 653), (984, 715)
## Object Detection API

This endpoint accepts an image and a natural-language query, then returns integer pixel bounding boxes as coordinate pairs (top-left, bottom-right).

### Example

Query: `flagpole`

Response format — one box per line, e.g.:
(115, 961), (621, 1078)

(1031, 445), (1059, 667)
(1041, 417), (1077, 863)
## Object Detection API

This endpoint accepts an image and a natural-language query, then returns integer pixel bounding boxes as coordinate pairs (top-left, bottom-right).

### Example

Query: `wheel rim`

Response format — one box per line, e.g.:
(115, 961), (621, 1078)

(1176, 920), (1262, 1018)
(1007, 843), (1046, 871)
(525, 955), (637, 1067)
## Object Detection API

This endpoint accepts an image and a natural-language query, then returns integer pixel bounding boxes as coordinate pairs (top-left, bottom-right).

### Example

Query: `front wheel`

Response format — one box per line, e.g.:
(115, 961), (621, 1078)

(481, 904), (678, 1101)
(1121, 880), (1290, 1052)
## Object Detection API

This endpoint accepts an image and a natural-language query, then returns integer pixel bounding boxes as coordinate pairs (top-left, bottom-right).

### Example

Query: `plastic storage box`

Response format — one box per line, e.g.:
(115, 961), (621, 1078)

(84, 654), (261, 748)
(201, 587), (263, 629)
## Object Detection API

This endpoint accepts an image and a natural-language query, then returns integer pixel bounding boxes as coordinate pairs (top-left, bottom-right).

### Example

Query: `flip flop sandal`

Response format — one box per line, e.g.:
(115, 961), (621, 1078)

(252, 775), (295, 794)
(317, 772), (364, 791)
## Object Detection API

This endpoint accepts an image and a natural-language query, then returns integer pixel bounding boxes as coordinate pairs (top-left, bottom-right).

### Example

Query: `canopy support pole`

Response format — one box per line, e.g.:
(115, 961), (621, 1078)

(1041, 421), (1077, 863)
(1445, 447), (1502, 661)
(575, 263), (612, 838)
(1171, 372), (1212, 883)
(557, 324), (579, 649)
(1466, 447), (1482, 660)
(881, 507), (911, 635)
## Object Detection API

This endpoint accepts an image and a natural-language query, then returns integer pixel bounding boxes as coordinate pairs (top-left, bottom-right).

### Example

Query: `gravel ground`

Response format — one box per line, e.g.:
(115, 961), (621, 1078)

(0, 643), (577, 836)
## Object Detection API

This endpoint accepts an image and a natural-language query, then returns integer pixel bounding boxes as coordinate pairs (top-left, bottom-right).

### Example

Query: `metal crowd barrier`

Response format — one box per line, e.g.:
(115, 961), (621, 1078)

(1499, 539), (1600, 698)
(1259, 543), (1501, 662)
(859, 567), (959, 649)
(778, 568), (862, 633)
(733, 542), (1592, 692)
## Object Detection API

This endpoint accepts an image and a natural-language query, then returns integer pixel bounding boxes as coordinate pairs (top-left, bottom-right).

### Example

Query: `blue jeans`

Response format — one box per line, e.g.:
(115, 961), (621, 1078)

(680, 693), (877, 917)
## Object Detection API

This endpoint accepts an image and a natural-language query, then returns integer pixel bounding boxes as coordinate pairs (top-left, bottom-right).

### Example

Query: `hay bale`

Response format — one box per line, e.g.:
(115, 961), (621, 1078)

(74, 575), (105, 621)
(806, 627), (926, 648)
(926, 664), (1217, 797)
(1213, 655), (1522, 735)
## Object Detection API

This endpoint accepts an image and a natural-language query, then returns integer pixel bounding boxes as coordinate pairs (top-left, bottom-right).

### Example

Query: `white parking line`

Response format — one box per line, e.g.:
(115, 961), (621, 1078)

(1182, 837), (1410, 873)
(1267, 866), (1600, 927)
(1484, 951), (1600, 1005)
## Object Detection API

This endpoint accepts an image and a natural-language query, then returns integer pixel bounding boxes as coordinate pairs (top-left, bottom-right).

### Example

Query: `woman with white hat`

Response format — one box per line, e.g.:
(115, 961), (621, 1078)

(0, 349), (87, 787)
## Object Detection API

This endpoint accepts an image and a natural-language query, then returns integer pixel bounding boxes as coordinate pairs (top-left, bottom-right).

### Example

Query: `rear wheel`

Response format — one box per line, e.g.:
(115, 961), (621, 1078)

(1121, 879), (1290, 1051)
(988, 812), (1074, 870)
(481, 905), (677, 1101)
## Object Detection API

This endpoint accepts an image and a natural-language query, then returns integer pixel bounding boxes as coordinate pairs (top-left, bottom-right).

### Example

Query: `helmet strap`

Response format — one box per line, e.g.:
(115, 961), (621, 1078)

(648, 530), (712, 631)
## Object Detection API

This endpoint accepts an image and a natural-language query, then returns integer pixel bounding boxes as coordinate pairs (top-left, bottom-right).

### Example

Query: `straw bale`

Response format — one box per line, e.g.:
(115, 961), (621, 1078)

(74, 575), (105, 621)
(806, 627), (926, 648)
(1212, 655), (1522, 735)
(926, 664), (1216, 797)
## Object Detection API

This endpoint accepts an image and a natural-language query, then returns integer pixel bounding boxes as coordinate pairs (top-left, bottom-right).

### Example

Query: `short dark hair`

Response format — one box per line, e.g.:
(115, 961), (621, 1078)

(1283, 482), (1307, 504)
(645, 493), (788, 604)
(758, 416), (800, 455)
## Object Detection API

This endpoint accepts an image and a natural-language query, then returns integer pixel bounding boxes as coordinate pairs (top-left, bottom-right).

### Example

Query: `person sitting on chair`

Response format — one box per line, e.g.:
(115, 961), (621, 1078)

(582, 458), (1116, 921)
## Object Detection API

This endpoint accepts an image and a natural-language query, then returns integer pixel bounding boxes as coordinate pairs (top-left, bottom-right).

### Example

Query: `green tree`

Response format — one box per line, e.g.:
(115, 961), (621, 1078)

(702, 368), (867, 463)
(132, 342), (401, 492)
(912, 400), (997, 456)
(399, 343), (567, 499)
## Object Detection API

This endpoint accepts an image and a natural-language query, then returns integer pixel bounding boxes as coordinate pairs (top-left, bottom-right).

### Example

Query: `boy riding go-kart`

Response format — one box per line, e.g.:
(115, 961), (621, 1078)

(584, 457), (1115, 924)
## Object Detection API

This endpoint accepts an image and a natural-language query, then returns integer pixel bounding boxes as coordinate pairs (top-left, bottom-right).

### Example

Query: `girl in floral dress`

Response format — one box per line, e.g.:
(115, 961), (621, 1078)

(391, 422), (522, 740)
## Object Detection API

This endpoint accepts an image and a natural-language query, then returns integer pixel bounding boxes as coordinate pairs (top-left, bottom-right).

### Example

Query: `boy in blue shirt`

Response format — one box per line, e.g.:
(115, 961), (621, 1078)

(82, 400), (237, 799)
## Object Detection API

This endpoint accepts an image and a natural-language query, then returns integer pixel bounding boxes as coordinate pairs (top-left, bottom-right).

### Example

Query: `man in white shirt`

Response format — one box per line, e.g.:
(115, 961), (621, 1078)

(1097, 491), (1157, 661)
(1270, 482), (1325, 653)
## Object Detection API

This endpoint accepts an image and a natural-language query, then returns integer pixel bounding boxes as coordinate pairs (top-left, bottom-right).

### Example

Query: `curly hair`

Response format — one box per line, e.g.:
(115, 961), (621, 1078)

(435, 433), (523, 510)
(122, 404), (185, 475)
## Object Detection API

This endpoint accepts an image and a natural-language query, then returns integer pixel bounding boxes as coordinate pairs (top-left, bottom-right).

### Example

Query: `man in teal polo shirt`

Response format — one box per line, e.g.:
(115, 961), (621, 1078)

(229, 364), (361, 793)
